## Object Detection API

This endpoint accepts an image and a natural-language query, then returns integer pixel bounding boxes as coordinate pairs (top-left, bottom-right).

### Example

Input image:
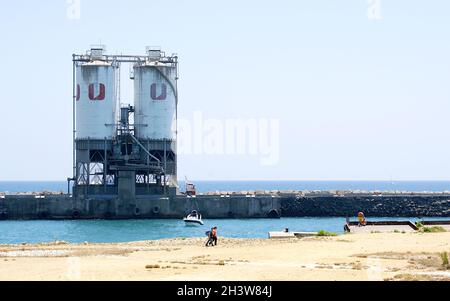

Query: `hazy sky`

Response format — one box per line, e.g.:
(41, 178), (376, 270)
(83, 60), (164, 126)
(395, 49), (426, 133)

(0, 0), (449, 181)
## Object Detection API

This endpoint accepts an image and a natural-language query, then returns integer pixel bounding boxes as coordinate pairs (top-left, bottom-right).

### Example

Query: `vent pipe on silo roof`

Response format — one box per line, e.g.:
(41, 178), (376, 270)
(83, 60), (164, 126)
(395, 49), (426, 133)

(89, 44), (106, 60)
(146, 46), (162, 60)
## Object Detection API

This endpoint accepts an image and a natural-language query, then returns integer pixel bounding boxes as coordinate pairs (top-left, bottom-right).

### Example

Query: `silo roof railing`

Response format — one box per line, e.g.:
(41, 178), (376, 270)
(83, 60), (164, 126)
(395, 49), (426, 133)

(73, 53), (178, 65)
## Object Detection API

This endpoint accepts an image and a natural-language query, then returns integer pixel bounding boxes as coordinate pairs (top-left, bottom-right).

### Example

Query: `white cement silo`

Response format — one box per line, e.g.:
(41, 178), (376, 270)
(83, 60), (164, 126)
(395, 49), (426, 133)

(75, 61), (118, 140)
(133, 59), (177, 141)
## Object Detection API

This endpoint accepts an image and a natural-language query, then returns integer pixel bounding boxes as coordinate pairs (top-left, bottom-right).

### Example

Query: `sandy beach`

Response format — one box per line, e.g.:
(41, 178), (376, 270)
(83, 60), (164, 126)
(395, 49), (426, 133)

(1, 232), (449, 281)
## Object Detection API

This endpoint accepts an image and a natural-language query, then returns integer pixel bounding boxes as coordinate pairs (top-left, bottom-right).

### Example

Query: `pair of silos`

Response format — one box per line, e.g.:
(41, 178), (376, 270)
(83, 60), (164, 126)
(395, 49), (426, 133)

(75, 58), (177, 142)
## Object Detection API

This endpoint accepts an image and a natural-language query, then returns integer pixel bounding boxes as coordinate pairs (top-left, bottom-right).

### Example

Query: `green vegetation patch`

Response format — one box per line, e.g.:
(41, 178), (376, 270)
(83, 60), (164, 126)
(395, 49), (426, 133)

(317, 230), (338, 237)
(415, 222), (446, 233)
(421, 226), (446, 233)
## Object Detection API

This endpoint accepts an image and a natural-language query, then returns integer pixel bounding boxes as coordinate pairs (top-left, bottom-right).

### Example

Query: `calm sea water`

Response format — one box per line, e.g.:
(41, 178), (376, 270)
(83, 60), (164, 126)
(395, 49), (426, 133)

(0, 181), (449, 244)
(1, 217), (450, 245)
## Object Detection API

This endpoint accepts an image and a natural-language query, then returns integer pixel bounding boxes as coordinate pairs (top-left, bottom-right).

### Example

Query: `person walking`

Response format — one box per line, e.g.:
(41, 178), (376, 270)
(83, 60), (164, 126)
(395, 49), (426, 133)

(205, 226), (218, 247)
(205, 228), (213, 246)
(211, 226), (218, 246)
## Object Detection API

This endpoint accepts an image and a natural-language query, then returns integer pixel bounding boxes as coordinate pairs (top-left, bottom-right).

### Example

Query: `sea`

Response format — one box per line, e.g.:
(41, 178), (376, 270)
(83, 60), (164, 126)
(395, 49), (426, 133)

(0, 180), (449, 244)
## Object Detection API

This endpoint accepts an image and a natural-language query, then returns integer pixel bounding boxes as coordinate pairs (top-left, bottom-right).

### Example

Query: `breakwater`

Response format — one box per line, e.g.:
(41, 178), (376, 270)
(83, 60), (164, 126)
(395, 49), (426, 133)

(281, 194), (450, 217)
(1, 191), (450, 219)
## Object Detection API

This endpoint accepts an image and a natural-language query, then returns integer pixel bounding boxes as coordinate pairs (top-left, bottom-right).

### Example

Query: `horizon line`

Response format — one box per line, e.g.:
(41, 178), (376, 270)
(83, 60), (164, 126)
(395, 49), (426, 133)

(2, 179), (450, 182)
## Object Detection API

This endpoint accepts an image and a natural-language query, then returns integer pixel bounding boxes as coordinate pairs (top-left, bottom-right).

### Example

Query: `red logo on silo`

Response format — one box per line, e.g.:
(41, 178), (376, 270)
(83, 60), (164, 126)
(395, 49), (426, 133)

(76, 85), (80, 101)
(151, 83), (167, 100)
(88, 83), (106, 100)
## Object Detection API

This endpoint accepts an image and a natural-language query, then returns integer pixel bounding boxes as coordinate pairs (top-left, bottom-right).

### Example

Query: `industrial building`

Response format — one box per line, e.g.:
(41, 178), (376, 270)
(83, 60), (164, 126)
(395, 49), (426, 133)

(71, 46), (179, 200)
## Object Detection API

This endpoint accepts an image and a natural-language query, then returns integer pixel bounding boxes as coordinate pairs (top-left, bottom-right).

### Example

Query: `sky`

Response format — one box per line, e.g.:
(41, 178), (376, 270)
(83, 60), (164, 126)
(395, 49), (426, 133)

(0, 0), (449, 181)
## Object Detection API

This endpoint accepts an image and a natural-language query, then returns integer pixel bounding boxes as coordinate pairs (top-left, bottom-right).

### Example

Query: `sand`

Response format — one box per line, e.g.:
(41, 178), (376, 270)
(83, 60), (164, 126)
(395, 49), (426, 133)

(0, 232), (450, 281)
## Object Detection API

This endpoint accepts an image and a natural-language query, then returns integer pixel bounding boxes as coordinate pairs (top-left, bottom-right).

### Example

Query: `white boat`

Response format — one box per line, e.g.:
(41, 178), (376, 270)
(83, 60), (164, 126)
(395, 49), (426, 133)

(183, 210), (204, 226)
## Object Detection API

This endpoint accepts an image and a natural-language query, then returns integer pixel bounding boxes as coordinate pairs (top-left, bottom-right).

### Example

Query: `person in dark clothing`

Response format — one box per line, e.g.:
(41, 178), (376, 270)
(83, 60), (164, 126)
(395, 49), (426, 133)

(205, 227), (218, 247)
(211, 227), (218, 246)
(205, 230), (212, 246)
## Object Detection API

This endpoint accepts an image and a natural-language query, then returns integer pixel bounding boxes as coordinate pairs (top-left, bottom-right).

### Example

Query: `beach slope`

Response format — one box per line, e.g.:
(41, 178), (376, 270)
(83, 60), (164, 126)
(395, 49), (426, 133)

(1, 232), (449, 281)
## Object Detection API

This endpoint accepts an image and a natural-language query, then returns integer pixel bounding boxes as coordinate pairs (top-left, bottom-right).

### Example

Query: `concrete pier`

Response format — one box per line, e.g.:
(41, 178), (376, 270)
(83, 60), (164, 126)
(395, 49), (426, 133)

(0, 194), (281, 220)
(344, 221), (418, 233)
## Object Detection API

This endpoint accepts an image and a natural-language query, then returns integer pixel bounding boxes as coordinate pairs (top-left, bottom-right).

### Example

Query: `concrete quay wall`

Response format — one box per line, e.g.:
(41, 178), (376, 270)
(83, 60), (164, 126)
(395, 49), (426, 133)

(1, 193), (450, 220)
(0, 195), (281, 220)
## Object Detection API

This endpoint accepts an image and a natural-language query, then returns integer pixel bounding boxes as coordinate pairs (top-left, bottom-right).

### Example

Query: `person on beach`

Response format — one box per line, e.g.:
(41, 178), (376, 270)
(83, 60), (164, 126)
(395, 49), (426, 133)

(205, 227), (218, 247)
(211, 227), (218, 246)
(357, 212), (367, 226)
(205, 229), (213, 246)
